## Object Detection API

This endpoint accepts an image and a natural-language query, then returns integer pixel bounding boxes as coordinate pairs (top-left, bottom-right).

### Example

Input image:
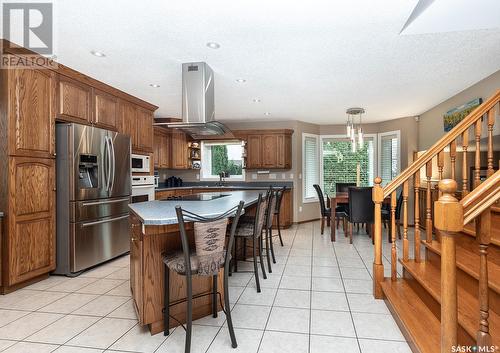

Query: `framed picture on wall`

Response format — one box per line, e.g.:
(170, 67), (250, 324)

(443, 98), (482, 132)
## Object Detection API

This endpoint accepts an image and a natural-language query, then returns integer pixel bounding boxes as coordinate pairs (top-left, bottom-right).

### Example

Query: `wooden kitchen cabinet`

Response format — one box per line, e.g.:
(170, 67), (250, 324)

(154, 129), (170, 169)
(57, 75), (92, 124)
(246, 135), (262, 169)
(7, 68), (55, 158)
(240, 130), (293, 169)
(93, 89), (118, 130)
(170, 131), (189, 169)
(272, 188), (293, 228)
(130, 213), (144, 324)
(7, 157), (56, 286)
(136, 108), (153, 153)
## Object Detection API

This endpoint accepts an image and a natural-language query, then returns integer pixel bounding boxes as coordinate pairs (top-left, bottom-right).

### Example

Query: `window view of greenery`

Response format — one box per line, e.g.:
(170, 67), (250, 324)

(210, 145), (243, 176)
(322, 139), (373, 195)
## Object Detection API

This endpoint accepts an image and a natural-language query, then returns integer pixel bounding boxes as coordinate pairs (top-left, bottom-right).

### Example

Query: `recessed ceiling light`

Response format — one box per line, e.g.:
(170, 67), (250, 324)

(253, 98), (261, 103)
(236, 79), (246, 83)
(149, 84), (160, 88)
(206, 42), (220, 49)
(264, 112), (271, 116)
(90, 50), (106, 57)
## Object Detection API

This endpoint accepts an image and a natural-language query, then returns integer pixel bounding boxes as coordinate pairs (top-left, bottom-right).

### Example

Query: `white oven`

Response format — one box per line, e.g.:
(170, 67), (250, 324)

(131, 175), (155, 203)
(131, 154), (150, 173)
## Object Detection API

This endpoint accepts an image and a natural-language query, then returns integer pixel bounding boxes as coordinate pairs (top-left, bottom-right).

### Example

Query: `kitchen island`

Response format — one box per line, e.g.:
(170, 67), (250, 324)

(128, 191), (262, 335)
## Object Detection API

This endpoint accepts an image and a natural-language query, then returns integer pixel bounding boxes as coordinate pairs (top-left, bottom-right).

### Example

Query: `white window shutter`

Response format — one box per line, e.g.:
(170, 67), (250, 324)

(303, 134), (319, 201)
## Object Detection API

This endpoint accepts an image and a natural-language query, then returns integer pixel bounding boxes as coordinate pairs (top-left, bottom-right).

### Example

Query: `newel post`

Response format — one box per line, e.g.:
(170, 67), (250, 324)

(373, 177), (384, 299)
(434, 179), (463, 353)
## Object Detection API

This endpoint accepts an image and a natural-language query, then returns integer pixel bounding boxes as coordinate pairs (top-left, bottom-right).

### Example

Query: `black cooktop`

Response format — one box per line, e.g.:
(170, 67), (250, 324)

(161, 193), (231, 201)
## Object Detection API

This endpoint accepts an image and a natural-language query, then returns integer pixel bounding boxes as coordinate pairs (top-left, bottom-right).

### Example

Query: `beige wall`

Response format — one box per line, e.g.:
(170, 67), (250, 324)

(418, 70), (500, 150)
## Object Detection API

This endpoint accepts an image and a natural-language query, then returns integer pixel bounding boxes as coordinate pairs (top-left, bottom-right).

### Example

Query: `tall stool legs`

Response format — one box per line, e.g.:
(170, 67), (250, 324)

(163, 264), (170, 336)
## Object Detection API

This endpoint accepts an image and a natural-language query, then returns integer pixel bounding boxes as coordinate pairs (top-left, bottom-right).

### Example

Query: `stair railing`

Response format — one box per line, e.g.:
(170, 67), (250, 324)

(373, 89), (499, 299)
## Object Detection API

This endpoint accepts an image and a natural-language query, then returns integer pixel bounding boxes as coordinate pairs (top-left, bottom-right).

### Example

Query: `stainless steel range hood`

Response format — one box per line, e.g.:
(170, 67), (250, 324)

(154, 62), (230, 138)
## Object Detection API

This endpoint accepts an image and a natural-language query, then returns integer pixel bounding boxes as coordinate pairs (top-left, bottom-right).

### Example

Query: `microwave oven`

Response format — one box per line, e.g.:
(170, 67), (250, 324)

(131, 154), (150, 173)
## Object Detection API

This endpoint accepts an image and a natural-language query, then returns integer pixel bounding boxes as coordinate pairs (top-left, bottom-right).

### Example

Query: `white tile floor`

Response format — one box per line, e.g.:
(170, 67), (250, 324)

(0, 221), (412, 353)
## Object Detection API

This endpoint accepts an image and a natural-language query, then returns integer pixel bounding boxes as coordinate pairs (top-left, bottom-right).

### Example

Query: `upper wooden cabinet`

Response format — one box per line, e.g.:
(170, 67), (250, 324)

(7, 68), (55, 158)
(170, 131), (189, 169)
(57, 76), (92, 124)
(154, 129), (170, 169)
(117, 100), (153, 153)
(242, 130), (293, 169)
(93, 89), (118, 130)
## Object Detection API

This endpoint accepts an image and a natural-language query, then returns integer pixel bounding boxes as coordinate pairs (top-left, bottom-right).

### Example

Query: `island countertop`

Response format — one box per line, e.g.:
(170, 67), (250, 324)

(128, 190), (263, 225)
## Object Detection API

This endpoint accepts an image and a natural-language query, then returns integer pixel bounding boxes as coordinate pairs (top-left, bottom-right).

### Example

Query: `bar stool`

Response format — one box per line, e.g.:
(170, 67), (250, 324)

(273, 186), (287, 247)
(162, 201), (245, 353)
(264, 189), (277, 270)
(232, 193), (268, 292)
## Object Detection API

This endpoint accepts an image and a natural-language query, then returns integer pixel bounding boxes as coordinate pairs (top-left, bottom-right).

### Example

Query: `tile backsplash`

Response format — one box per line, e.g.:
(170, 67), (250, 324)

(156, 168), (294, 183)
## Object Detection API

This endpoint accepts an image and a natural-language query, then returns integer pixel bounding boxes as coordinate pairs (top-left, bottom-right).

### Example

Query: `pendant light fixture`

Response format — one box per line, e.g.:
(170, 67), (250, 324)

(346, 107), (365, 152)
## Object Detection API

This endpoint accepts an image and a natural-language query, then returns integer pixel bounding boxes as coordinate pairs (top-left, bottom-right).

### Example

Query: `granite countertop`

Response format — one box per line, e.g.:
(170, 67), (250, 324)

(155, 181), (293, 192)
(129, 190), (262, 226)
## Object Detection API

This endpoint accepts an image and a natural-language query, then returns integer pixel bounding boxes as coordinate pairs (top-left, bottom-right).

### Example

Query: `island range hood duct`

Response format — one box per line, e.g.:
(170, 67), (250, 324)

(154, 62), (230, 138)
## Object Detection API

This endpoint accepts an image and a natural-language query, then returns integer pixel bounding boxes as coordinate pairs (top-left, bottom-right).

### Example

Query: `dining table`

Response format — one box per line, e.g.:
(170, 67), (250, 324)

(329, 192), (390, 242)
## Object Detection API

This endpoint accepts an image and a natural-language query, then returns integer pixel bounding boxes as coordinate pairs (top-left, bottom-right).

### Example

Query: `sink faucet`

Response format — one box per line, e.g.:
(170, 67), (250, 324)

(217, 171), (229, 186)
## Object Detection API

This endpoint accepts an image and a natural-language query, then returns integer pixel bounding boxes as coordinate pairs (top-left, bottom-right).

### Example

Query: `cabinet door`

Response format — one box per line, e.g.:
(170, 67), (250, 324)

(153, 130), (161, 168)
(8, 157), (55, 285)
(276, 135), (285, 168)
(118, 100), (138, 149)
(261, 134), (278, 168)
(137, 109), (153, 153)
(160, 134), (170, 168)
(170, 131), (188, 169)
(246, 135), (262, 169)
(130, 214), (143, 324)
(93, 89), (118, 130)
(57, 76), (92, 124)
(8, 68), (55, 158)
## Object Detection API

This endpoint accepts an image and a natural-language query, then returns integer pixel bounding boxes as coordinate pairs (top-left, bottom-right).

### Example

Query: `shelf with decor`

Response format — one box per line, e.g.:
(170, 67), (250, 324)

(188, 141), (201, 169)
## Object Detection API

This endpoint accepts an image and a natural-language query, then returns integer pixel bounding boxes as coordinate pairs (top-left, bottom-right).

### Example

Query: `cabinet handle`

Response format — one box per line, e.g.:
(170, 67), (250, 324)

(53, 188), (57, 192)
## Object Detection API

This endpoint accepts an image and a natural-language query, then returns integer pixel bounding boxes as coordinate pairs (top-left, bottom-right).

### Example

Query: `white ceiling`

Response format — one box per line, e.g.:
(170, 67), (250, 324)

(33, 1), (500, 123)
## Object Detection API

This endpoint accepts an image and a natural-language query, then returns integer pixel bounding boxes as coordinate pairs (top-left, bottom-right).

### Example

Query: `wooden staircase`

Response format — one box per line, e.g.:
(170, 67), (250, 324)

(372, 90), (500, 353)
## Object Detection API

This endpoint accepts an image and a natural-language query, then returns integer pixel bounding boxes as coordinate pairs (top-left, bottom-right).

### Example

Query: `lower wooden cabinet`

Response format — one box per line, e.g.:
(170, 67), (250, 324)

(130, 213), (144, 324)
(5, 157), (56, 287)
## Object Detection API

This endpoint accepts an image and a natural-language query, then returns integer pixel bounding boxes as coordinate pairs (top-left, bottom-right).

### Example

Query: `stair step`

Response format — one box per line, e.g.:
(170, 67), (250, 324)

(463, 210), (500, 247)
(422, 238), (500, 294)
(380, 278), (440, 353)
(400, 259), (500, 346)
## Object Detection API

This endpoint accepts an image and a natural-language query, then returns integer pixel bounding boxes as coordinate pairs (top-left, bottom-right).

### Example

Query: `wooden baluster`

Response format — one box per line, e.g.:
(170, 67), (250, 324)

(462, 130), (469, 196)
(438, 151), (445, 197)
(450, 140), (457, 182)
(391, 190), (397, 281)
(434, 180), (463, 353)
(487, 107), (495, 177)
(373, 177), (384, 299)
(474, 118), (482, 189)
(402, 181), (409, 262)
(426, 161), (433, 243)
(476, 208), (492, 347)
(414, 170), (421, 262)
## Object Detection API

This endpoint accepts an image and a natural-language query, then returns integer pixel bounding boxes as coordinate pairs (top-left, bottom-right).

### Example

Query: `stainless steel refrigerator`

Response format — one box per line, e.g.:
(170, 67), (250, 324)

(55, 123), (131, 275)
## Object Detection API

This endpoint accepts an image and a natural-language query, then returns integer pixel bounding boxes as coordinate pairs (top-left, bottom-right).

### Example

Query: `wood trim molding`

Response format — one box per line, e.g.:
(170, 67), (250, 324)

(461, 169), (500, 224)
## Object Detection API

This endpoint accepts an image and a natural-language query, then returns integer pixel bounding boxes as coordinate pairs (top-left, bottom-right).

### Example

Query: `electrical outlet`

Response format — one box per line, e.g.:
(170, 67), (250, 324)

(269, 173), (276, 179)
(289, 173), (294, 179)
(299, 206), (303, 212)
(252, 173), (257, 180)
(196, 174), (200, 180)
(281, 173), (286, 179)
(298, 173), (302, 179)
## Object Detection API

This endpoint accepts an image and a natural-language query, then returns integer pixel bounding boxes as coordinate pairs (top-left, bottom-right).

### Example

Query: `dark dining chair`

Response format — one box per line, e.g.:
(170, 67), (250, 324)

(313, 184), (345, 235)
(163, 201), (245, 352)
(345, 187), (374, 244)
(273, 186), (287, 247)
(335, 182), (356, 193)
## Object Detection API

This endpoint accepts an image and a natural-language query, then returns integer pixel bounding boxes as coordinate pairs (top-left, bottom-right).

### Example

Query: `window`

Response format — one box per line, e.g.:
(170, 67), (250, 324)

(302, 133), (319, 202)
(320, 135), (375, 195)
(201, 141), (245, 180)
(378, 131), (400, 186)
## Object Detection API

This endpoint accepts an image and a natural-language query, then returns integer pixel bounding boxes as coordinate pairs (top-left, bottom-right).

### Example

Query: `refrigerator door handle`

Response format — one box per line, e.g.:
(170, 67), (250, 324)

(105, 136), (112, 192)
(109, 136), (116, 192)
(81, 197), (130, 207)
(80, 215), (129, 228)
